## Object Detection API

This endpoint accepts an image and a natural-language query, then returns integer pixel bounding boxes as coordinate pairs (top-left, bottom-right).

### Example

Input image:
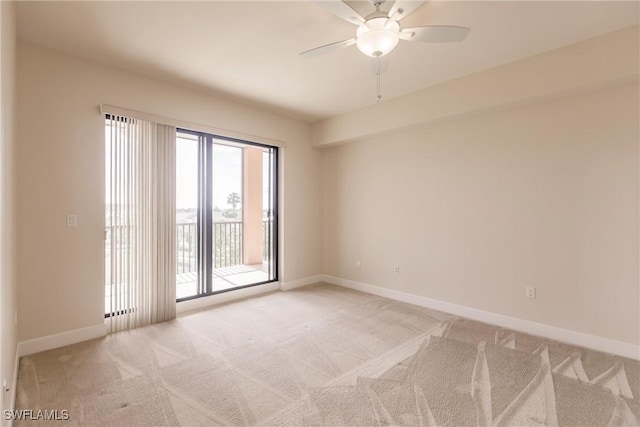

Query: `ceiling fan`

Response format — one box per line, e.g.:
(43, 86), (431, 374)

(300, 0), (470, 59)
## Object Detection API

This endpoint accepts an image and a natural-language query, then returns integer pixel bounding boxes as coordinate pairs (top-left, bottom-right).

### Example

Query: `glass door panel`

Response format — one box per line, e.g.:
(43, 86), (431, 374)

(174, 130), (278, 302)
(211, 143), (243, 292)
(176, 132), (199, 299)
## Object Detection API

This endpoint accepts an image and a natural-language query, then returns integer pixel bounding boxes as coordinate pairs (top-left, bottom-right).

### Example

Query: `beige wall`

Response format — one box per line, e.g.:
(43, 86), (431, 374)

(322, 81), (639, 345)
(16, 42), (322, 342)
(243, 147), (264, 265)
(0, 0), (17, 419)
(13, 22), (639, 354)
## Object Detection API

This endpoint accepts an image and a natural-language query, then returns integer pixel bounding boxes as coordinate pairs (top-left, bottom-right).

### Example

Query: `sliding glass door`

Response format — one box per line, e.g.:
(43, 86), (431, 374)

(106, 120), (278, 315)
(175, 129), (278, 301)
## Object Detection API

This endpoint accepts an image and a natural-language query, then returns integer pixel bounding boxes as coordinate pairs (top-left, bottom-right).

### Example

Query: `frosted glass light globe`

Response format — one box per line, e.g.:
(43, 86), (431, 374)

(356, 18), (400, 57)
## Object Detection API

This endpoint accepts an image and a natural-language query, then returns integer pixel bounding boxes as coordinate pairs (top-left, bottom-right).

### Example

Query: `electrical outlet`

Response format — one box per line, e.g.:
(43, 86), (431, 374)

(526, 286), (536, 299)
(393, 266), (400, 274)
(356, 259), (361, 268)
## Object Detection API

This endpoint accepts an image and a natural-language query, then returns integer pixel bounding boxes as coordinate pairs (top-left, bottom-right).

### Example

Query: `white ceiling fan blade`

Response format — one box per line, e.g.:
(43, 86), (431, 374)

(401, 26), (470, 43)
(300, 38), (356, 58)
(388, 0), (425, 21)
(314, 1), (365, 25)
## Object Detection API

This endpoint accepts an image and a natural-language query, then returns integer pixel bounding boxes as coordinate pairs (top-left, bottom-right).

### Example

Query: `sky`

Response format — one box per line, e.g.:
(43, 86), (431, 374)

(176, 136), (243, 210)
(175, 135), (273, 212)
(106, 124), (272, 213)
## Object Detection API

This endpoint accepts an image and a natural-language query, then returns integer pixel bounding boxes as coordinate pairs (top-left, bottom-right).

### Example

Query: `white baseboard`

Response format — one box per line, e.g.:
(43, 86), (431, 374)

(17, 282), (283, 357)
(177, 282), (280, 315)
(280, 275), (324, 291)
(17, 323), (107, 358)
(322, 275), (640, 360)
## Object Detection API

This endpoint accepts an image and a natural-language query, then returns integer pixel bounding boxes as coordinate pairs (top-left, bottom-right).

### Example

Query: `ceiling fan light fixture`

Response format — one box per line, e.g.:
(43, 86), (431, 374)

(356, 17), (400, 57)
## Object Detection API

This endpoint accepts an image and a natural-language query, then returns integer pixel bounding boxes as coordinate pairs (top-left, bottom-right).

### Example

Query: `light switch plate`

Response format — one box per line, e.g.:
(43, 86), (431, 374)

(67, 214), (78, 227)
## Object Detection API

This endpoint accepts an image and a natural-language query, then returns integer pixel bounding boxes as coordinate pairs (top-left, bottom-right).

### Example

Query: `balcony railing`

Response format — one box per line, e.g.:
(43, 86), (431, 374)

(176, 222), (197, 274)
(175, 220), (273, 274)
(213, 221), (243, 269)
(176, 221), (242, 273)
(108, 220), (272, 277)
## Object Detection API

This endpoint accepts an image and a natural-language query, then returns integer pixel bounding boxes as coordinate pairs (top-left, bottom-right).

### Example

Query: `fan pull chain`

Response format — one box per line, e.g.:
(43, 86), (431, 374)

(376, 54), (382, 103)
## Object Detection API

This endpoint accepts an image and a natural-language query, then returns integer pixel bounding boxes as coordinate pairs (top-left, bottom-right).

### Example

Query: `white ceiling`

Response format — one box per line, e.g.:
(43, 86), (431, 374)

(16, 1), (639, 122)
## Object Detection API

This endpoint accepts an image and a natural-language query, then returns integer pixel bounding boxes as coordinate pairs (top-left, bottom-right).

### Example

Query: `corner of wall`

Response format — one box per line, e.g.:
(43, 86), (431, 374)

(0, 0), (19, 424)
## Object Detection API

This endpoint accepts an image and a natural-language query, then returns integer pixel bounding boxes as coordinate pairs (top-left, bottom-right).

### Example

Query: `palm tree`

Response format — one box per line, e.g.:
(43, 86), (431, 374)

(227, 192), (241, 217)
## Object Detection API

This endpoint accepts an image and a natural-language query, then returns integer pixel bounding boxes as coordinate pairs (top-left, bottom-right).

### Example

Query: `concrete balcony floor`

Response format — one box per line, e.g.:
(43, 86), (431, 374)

(105, 263), (271, 313)
(176, 263), (270, 299)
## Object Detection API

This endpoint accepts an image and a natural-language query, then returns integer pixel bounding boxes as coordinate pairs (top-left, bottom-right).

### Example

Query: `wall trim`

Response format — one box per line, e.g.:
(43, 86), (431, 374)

(17, 323), (107, 358)
(280, 275), (324, 291)
(321, 275), (640, 360)
(177, 282), (279, 315)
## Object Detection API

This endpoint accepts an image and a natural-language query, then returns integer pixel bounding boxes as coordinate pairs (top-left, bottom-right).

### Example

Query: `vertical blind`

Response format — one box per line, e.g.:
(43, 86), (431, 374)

(106, 114), (177, 332)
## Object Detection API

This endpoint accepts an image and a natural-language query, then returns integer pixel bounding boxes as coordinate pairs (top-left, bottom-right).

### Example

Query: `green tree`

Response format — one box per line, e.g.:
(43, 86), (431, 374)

(227, 192), (241, 217)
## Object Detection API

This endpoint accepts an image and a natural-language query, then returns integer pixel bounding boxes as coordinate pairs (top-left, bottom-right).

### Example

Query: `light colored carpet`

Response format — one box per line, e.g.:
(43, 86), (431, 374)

(14, 283), (639, 426)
